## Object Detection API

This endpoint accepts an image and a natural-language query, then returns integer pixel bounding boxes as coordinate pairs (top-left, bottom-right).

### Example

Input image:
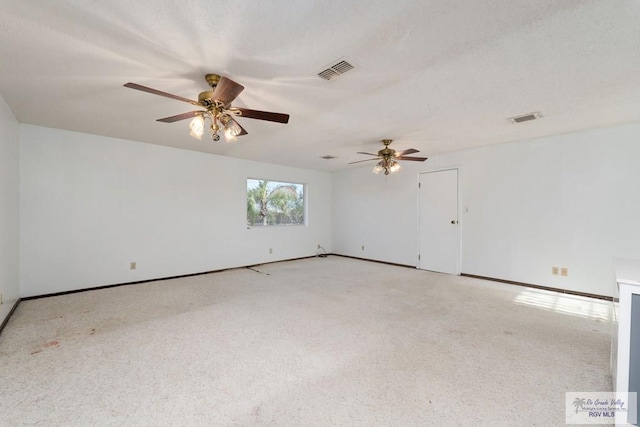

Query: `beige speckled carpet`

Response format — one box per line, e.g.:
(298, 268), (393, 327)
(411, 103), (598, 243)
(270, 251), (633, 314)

(0, 256), (612, 426)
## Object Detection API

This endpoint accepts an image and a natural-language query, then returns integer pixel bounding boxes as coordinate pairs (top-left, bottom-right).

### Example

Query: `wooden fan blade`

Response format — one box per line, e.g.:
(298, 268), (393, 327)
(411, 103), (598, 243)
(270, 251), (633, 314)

(124, 83), (199, 105)
(396, 148), (419, 156)
(157, 111), (204, 123)
(348, 158), (380, 164)
(234, 108), (290, 124)
(356, 152), (379, 156)
(212, 77), (245, 105)
(226, 116), (248, 136)
(397, 156), (429, 161)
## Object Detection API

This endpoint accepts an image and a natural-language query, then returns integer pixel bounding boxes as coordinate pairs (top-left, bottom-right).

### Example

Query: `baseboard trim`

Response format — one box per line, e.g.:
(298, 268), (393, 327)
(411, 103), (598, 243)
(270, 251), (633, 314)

(21, 255), (319, 301)
(461, 273), (611, 301)
(22, 261), (610, 303)
(330, 254), (415, 269)
(330, 257), (611, 301)
(21, 270), (222, 301)
(0, 298), (22, 337)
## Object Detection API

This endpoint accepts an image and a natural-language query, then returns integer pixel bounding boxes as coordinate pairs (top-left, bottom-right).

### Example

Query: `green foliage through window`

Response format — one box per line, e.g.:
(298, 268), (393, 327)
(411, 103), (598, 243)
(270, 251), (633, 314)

(247, 179), (305, 226)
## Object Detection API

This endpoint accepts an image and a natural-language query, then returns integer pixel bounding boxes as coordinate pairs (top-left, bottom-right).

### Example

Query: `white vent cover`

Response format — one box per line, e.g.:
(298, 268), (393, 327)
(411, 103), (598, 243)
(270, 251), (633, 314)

(317, 59), (355, 81)
(509, 112), (543, 124)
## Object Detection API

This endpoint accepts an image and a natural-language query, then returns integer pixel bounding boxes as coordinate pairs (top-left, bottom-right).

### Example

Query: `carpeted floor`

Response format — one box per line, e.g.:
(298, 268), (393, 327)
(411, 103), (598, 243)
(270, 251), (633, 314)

(0, 256), (612, 426)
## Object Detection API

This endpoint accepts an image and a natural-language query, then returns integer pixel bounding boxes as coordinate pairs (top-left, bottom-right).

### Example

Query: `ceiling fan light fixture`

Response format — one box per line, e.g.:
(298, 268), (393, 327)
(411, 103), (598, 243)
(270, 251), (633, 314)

(224, 127), (237, 143)
(220, 115), (242, 143)
(189, 114), (204, 140)
(372, 157), (401, 175)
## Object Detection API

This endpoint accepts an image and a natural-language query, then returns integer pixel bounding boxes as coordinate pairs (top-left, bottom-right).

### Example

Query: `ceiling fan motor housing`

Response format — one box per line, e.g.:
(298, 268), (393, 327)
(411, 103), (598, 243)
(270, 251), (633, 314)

(198, 91), (215, 104)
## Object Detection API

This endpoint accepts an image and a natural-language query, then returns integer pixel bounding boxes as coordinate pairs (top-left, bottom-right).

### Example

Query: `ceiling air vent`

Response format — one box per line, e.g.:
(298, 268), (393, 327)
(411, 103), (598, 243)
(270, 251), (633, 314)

(509, 112), (543, 124)
(317, 59), (355, 81)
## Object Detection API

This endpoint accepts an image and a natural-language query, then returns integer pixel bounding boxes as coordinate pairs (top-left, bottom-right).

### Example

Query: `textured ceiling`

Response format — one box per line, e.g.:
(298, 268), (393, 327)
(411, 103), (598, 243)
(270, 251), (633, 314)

(1, 1), (639, 172)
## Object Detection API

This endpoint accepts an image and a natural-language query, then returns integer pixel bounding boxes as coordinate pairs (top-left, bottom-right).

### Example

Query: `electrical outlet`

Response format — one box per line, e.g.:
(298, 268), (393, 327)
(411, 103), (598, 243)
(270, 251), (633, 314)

(130, 262), (136, 270)
(561, 267), (568, 277)
(552, 266), (559, 275)
(269, 248), (273, 254)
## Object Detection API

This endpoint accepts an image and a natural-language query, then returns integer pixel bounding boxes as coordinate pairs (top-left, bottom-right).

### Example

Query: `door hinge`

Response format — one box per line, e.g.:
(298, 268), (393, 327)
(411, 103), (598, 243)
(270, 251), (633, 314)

(418, 182), (421, 188)
(418, 254), (421, 260)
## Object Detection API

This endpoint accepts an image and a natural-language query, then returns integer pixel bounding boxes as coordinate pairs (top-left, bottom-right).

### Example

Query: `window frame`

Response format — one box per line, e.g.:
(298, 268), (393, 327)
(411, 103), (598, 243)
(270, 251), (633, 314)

(246, 178), (307, 228)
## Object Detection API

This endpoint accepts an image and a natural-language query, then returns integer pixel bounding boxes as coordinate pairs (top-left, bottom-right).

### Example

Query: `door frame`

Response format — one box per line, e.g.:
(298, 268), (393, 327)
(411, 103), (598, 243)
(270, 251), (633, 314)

(417, 166), (463, 274)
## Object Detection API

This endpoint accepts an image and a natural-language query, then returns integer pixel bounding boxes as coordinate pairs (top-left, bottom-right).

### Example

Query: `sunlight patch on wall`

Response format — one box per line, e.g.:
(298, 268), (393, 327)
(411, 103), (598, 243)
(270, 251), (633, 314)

(513, 289), (611, 321)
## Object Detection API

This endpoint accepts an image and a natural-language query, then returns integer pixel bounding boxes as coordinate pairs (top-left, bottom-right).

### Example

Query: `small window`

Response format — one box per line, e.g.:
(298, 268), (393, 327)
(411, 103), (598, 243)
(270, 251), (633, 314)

(247, 179), (305, 226)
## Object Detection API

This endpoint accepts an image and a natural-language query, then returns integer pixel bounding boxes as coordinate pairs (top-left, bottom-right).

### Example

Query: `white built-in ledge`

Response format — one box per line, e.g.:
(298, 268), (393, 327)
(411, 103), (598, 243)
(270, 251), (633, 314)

(612, 258), (640, 426)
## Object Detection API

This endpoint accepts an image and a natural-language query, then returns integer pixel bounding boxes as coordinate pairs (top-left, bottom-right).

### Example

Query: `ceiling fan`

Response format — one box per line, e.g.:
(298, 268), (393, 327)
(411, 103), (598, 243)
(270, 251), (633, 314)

(124, 74), (289, 142)
(349, 139), (428, 175)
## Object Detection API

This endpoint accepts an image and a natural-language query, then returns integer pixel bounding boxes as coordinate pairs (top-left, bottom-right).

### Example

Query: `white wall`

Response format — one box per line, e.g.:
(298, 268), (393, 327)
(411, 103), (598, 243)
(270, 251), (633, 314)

(332, 163), (421, 266)
(333, 122), (640, 297)
(16, 120), (640, 299)
(19, 125), (332, 297)
(0, 94), (20, 323)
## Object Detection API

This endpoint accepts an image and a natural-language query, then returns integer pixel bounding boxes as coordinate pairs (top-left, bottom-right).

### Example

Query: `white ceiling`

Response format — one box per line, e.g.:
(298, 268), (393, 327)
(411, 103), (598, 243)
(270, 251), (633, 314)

(1, 1), (639, 172)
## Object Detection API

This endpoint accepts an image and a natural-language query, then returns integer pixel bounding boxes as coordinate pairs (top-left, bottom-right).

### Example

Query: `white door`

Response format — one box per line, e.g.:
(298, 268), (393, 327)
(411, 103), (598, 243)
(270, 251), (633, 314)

(419, 169), (459, 274)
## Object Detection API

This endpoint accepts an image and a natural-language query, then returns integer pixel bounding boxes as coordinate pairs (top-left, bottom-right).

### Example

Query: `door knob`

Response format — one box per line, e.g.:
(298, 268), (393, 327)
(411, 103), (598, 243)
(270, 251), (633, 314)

(451, 220), (458, 224)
